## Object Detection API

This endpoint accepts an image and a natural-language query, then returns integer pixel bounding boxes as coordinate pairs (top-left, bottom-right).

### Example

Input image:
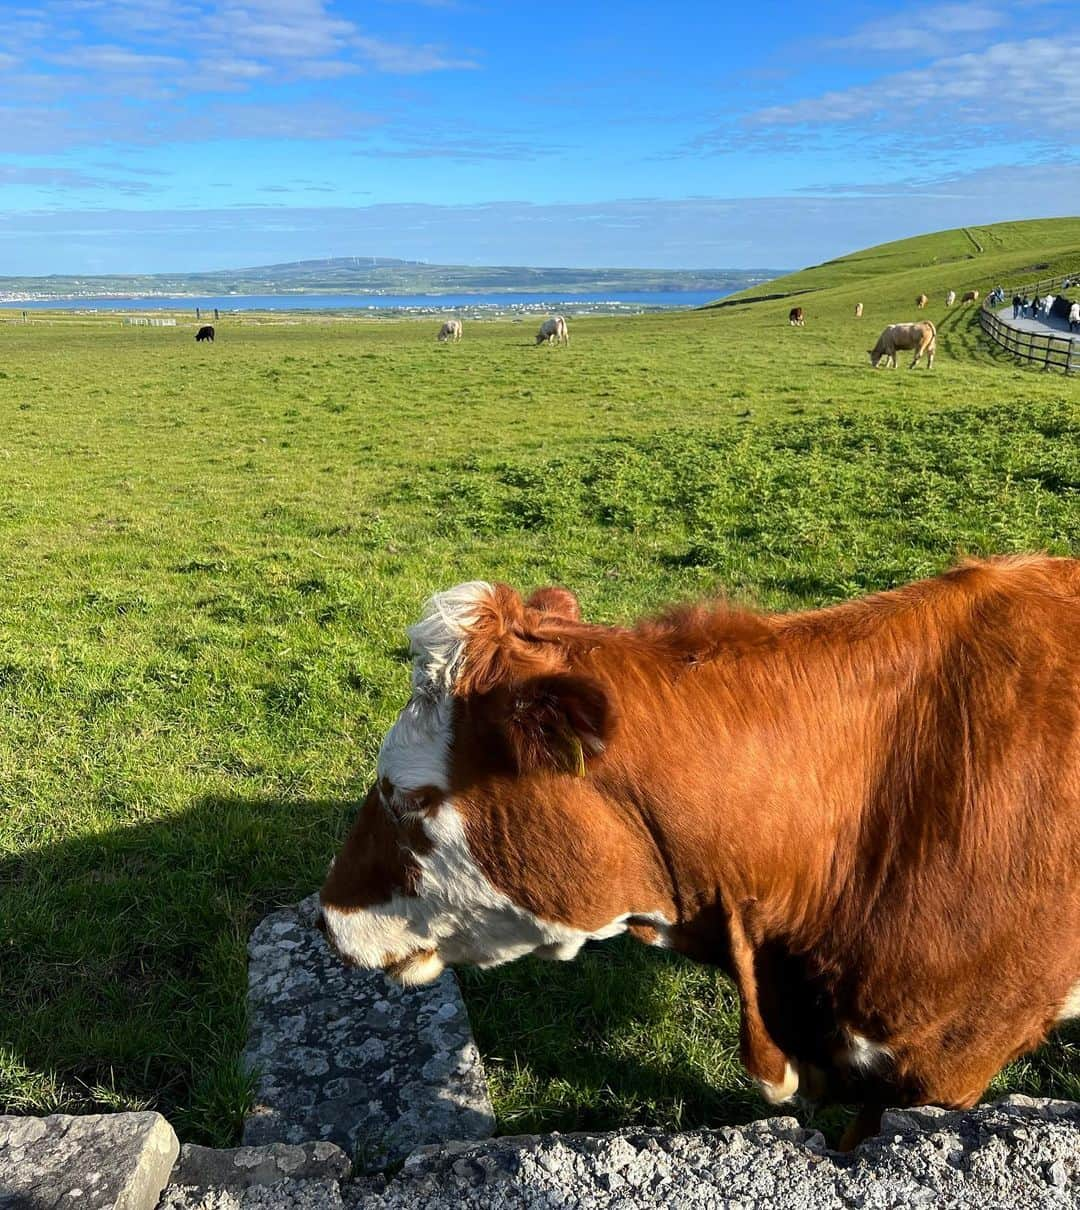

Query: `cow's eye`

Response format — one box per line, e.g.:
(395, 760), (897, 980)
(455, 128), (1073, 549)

(377, 776), (401, 816)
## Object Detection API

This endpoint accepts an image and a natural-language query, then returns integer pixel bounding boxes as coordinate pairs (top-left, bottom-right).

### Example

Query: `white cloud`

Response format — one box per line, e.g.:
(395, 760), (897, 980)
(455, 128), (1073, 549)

(752, 36), (1080, 134)
(827, 3), (1006, 54)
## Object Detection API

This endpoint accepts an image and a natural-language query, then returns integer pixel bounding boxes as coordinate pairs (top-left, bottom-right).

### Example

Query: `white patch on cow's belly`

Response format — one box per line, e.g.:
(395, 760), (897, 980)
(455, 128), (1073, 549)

(1055, 980), (1080, 1022)
(841, 1030), (893, 1074)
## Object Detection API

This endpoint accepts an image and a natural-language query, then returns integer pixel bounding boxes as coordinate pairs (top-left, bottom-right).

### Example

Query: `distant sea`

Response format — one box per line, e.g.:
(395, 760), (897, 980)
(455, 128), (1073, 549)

(9, 288), (734, 313)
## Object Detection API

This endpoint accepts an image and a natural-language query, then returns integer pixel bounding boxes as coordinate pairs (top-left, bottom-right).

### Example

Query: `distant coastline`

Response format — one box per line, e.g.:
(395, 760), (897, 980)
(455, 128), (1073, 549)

(0, 256), (781, 306)
(5, 288), (740, 315)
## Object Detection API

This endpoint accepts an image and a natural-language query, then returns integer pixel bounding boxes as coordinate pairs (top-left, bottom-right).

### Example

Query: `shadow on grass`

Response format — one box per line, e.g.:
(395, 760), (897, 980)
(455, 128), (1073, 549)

(0, 793), (358, 1145)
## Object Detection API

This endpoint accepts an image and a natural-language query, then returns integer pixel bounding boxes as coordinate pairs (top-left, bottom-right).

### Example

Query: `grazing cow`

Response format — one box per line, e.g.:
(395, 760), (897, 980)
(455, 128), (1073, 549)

(437, 319), (462, 343)
(788, 307), (805, 326)
(961, 290), (980, 304)
(867, 321), (936, 369)
(945, 290), (956, 307)
(535, 316), (570, 345)
(195, 325), (215, 342)
(319, 557), (1080, 1144)
(916, 294), (928, 309)
(854, 303), (863, 318)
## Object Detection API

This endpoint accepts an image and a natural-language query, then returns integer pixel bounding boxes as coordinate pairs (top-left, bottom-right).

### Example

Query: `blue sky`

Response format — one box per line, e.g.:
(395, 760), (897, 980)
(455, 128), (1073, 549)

(2, 0), (1078, 273)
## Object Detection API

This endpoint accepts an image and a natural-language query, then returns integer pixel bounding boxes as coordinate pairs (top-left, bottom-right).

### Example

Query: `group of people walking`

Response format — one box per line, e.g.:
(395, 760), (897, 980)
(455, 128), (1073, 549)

(1011, 292), (1080, 332)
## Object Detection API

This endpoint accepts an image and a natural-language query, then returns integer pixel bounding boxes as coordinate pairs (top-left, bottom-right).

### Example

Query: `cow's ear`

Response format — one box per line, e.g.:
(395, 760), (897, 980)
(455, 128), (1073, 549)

(525, 586), (581, 622)
(503, 674), (612, 775)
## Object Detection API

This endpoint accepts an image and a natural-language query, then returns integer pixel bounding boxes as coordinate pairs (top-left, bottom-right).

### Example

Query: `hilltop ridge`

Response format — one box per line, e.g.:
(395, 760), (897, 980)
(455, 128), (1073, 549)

(715, 217), (1080, 308)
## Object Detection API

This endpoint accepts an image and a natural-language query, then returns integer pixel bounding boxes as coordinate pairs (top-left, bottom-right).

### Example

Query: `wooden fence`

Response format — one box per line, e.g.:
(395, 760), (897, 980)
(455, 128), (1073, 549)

(979, 279), (1078, 375)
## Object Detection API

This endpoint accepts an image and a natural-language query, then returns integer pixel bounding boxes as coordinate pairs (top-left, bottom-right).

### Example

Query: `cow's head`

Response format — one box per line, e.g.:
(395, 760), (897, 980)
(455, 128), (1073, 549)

(319, 582), (671, 985)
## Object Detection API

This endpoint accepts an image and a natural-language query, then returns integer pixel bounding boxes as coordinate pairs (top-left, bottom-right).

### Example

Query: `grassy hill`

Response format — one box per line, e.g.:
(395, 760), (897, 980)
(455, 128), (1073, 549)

(716, 216), (1080, 308)
(0, 221), (1076, 1152)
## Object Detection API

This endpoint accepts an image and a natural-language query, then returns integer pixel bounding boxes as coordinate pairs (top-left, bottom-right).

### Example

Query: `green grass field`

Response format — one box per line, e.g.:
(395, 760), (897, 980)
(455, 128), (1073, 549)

(1, 218), (1078, 1150)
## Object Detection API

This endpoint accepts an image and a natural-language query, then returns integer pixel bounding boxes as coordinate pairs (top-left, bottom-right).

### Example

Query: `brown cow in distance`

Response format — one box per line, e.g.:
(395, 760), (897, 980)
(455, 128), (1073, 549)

(320, 557), (1080, 1143)
(788, 306), (805, 326)
(962, 289), (980, 304)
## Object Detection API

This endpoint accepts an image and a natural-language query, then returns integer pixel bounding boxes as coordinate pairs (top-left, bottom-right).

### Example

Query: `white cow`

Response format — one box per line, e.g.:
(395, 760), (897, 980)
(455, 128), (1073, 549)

(437, 319), (462, 342)
(536, 315), (569, 345)
(945, 290), (956, 307)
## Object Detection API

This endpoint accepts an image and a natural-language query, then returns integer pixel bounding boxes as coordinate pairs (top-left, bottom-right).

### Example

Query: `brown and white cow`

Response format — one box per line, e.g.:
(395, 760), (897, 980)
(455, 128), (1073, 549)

(916, 294), (928, 309)
(320, 559), (1080, 1140)
(788, 307), (805, 326)
(868, 320), (936, 369)
(962, 289), (980, 304)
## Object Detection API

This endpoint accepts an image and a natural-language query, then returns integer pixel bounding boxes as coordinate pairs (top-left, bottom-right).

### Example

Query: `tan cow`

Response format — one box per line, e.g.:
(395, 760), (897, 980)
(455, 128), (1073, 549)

(868, 321), (936, 369)
(536, 316), (569, 345)
(854, 303), (863, 318)
(437, 319), (462, 342)
(945, 290), (956, 307)
(916, 294), (928, 309)
(320, 556), (1080, 1145)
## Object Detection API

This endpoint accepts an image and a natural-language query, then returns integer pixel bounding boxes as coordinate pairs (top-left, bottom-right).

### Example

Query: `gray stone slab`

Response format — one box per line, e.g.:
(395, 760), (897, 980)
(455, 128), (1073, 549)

(157, 1180), (343, 1210)
(340, 1099), (1080, 1209)
(242, 895), (494, 1170)
(170, 1142), (350, 1190)
(0, 1111), (178, 1210)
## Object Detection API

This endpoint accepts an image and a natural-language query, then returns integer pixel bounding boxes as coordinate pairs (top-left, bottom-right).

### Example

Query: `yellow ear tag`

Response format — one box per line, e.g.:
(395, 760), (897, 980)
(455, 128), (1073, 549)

(569, 735), (586, 778)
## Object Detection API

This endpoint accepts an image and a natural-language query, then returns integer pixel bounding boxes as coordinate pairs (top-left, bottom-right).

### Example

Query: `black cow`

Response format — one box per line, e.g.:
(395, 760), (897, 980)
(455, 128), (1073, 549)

(195, 325), (215, 343)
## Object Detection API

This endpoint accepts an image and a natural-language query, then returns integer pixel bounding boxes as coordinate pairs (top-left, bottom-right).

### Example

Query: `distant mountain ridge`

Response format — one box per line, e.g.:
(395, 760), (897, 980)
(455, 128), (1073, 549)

(0, 258), (781, 300)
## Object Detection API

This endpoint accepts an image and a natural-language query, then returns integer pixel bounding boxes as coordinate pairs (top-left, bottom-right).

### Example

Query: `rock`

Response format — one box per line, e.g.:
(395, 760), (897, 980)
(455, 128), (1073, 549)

(879, 1105), (949, 1135)
(169, 1141), (351, 1189)
(242, 895), (494, 1169)
(157, 1178), (344, 1210)
(337, 1099), (1080, 1209)
(0, 1111), (178, 1210)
